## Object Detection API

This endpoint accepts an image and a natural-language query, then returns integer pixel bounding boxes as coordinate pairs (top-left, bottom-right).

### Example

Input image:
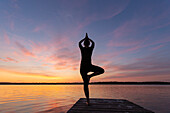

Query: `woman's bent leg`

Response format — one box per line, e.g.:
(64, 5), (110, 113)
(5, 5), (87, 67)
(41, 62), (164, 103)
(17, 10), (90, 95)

(89, 65), (104, 78)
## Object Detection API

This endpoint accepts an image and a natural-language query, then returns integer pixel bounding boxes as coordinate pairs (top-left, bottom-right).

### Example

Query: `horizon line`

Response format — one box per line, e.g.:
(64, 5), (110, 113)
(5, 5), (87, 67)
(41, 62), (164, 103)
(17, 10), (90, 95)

(0, 81), (170, 85)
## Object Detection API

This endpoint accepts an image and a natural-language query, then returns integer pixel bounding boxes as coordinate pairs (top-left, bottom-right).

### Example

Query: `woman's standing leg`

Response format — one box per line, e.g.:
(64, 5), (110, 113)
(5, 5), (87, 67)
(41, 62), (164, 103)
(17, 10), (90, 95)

(81, 72), (90, 105)
(84, 80), (90, 105)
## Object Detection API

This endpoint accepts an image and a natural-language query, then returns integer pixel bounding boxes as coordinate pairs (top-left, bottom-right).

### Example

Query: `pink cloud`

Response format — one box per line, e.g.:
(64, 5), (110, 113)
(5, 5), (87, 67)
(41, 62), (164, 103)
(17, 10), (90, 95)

(107, 40), (147, 57)
(151, 45), (164, 50)
(109, 3), (170, 42)
(76, 1), (129, 31)
(28, 34), (73, 56)
(29, 41), (49, 54)
(0, 57), (18, 63)
(4, 32), (10, 44)
(47, 48), (79, 70)
(15, 41), (35, 57)
(102, 52), (170, 80)
(11, 0), (20, 9)
(0, 58), (8, 62)
(117, 45), (141, 54)
(107, 32), (169, 56)
(153, 37), (170, 44)
(107, 39), (141, 47)
(6, 57), (18, 63)
(111, 19), (145, 40)
(33, 24), (46, 32)
(150, 22), (170, 31)
(24, 34), (79, 71)
(113, 22), (132, 39)
(10, 21), (14, 30)
(103, 70), (170, 81)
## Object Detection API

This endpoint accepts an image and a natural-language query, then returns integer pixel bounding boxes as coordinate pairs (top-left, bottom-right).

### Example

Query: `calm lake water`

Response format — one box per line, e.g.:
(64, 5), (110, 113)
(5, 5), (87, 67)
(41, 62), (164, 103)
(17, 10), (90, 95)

(0, 85), (170, 113)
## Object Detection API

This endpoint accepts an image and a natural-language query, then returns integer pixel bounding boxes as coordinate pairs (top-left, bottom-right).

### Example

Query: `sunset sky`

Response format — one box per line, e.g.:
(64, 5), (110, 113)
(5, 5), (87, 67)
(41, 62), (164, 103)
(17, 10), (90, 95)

(0, 0), (170, 83)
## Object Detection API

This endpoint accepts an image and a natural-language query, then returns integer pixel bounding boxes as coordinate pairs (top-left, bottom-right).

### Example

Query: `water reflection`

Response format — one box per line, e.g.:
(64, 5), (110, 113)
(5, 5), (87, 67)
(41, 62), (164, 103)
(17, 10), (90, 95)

(0, 85), (170, 113)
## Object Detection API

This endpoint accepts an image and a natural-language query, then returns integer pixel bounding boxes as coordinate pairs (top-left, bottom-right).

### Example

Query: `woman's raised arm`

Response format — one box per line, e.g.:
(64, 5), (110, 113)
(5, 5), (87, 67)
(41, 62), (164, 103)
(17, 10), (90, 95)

(79, 38), (85, 49)
(89, 38), (95, 48)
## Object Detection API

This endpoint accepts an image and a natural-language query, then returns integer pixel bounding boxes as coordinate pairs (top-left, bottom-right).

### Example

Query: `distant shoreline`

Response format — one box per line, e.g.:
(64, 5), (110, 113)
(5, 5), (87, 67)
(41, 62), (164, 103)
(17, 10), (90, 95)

(0, 82), (170, 85)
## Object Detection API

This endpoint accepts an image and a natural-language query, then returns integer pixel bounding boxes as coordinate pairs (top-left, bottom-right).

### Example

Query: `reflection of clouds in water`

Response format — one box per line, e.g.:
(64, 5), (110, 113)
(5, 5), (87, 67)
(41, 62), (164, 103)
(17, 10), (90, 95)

(1, 85), (170, 113)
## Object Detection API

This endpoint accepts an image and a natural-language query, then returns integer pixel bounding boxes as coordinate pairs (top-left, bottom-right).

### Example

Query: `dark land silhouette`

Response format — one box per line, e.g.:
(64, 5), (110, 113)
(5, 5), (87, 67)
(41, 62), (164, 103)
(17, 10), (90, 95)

(79, 33), (104, 105)
(0, 81), (170, 85)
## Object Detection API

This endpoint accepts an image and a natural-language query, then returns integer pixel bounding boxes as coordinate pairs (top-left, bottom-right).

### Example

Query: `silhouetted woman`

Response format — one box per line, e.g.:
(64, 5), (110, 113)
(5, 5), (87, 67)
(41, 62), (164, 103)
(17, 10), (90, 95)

(79, 33), (104, 105)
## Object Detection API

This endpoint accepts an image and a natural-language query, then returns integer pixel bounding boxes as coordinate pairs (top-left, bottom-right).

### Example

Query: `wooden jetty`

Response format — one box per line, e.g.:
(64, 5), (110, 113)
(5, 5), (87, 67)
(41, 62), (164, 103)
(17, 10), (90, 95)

(67, 98), (154, 113)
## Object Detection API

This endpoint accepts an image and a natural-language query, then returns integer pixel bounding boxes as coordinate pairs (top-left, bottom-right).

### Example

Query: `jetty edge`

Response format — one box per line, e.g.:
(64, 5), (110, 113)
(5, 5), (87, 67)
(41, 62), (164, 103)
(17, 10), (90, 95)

(67, 98), (154, 113)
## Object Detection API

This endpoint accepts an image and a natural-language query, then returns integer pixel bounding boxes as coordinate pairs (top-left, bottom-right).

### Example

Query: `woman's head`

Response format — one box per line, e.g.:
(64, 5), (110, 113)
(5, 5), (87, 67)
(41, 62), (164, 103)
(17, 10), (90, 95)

(84, 39), (90, 47)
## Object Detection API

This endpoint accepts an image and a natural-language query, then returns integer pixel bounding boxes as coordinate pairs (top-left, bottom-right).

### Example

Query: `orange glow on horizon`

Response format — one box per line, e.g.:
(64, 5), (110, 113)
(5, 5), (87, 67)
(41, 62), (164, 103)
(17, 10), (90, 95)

(0, 68), (81, 83)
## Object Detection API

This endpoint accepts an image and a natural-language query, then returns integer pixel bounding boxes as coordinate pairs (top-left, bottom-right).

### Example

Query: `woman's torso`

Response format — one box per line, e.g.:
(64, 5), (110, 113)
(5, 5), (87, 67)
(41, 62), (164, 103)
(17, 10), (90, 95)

(80, 47), (93, 67)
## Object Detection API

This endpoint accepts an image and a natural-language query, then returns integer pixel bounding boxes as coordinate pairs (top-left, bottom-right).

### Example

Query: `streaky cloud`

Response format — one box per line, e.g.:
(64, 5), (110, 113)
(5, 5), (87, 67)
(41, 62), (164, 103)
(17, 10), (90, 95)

(15, 41), (35, 57)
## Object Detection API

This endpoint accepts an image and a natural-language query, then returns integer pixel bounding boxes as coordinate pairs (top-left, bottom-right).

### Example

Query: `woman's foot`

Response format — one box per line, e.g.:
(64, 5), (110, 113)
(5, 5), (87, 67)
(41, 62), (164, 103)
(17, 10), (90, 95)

(86, 100), (90, 106)
(86, 102), (90, 106)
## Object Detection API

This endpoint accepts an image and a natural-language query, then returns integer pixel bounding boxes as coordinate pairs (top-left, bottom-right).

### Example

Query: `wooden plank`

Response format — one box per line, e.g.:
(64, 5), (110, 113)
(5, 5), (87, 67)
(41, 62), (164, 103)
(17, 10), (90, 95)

(67, 98), (154, 113)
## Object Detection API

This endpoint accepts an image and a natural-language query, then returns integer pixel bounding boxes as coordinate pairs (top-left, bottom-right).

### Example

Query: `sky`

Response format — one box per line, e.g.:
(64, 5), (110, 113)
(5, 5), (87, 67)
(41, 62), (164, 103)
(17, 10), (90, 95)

(0, 0), (170, 83)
